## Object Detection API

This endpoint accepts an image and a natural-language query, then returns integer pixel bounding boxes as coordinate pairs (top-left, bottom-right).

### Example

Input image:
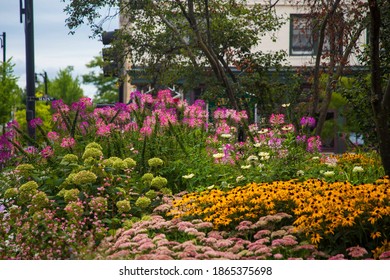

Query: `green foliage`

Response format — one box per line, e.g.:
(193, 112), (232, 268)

(62, 0), (286, 108)
(0, 60), (22, 127)
(14, 93), (53, 137)
(82, 56), (118, 103)
(339, 75), (377, 148)
(48, 66), (84, 105)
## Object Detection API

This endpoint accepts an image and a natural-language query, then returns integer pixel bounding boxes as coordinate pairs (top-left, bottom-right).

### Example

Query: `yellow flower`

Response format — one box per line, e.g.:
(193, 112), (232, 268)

(371, 232), (382, 239)
(311, 233), (322, 244)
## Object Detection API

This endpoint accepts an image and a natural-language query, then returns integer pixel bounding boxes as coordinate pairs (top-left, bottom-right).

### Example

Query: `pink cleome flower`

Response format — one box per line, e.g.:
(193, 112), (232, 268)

(47, 131), (60, 141)
(41, 146), (54, 158)
(269, 114), (285, 126)
(60, 137), (76, 148)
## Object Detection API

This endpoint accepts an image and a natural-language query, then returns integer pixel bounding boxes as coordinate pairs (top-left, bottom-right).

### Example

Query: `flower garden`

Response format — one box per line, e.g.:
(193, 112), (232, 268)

(0, 90), (389, 260)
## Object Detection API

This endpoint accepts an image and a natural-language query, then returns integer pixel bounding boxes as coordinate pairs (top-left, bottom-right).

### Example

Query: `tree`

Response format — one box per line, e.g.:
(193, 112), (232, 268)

(292, 1), (368, 136)
(367, 0), (390, 175)
(0, 59), (22, 130)
(82, 56), (118, 104)
(62, 0), (285, 113)
(48, 66), (84, 105)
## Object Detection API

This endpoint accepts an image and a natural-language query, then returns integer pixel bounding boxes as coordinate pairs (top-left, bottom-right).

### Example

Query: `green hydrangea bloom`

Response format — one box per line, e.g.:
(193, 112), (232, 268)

(135, 197), (151, 209)
(141, 215), (151, 221)
(57, 188), (66, 197)
(88, 196), (107, 212)
(83, 157), (96, 166)
(85, 142), (103, 151)
(15, 164), (35, 172)
(160, 187), (172, 195)
(122, 219), (134, 229)
(72, 170), (97, 185)
(123, 158), (137, 169)
(145, 190), (157, 199)
(116, 200), (131, 213)
(141, 173), (154, 182)
(102, 157), (122, 167)
(18, 181), (39, 204)
(82, 148), (103, 160)
(63, 189), (80, 202)
(60, 154), (79, 165)
(112, 159), (128, 170)
(148, 157), (164, 167)
(4, 188), (18, 199)
(31, 191), (49, 209)
(150, 176), (168, 189)
(62, 173), (77, 187)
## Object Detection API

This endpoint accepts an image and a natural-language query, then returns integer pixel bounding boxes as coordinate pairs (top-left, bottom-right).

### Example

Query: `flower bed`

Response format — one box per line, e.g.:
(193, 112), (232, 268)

(0, 90), (388, 259)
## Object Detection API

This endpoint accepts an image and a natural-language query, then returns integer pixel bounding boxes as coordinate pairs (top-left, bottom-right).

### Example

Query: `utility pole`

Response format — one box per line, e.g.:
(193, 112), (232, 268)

(20, 0), (36, 139)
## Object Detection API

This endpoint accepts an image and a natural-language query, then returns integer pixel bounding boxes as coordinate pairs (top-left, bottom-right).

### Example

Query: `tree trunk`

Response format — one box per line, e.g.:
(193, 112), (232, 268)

(311, 0), (341, 117)
(184, 0), (241, 112)
(315, 23), (365, 136)
(368, 0), (390, 176)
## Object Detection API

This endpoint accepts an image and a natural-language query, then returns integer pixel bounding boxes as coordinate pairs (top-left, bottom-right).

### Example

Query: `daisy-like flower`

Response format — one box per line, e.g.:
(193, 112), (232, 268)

(281, 124), (294, 132)
(220, 133), (232, 139)
(246, 155), (259, 161)
(352, 166), (364, 173)
(212, 153), (225, 159)
(236, 175), (245, 182)
(258, 128), (269, 134)
(182, 173), (195, 179)
(258, 152), (270, 160)
(323, 171), (335, 177)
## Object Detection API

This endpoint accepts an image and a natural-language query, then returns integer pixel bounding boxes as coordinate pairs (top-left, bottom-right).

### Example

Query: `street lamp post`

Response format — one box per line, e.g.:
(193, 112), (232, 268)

(20, 0), (36, 140)
(0, 32), (5, 64)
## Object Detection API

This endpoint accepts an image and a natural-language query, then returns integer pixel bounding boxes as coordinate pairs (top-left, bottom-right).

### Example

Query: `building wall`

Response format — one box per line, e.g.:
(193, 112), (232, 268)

(252, 0), (367, 67)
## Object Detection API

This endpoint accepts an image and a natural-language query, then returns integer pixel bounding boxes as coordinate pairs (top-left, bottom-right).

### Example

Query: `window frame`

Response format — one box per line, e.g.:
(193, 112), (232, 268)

(289, 14), (317, 56)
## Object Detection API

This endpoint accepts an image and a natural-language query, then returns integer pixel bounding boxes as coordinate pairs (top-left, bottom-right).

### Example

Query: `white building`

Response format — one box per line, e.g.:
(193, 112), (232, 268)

(119, 0), (368, 101)
(252, 0), (367, 67)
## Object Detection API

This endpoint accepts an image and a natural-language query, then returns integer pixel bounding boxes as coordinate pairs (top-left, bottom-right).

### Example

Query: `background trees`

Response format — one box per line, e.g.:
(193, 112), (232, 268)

(62, 0), (287, 113)
(82, 56), (118, 104)
(48, 66), (84, 105)
(0, 60), (22, 130)
(292, 0), (368, 137)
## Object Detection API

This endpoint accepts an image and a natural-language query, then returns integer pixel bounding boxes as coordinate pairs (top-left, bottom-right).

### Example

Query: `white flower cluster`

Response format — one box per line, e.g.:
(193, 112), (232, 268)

(258, 152), (270, 161)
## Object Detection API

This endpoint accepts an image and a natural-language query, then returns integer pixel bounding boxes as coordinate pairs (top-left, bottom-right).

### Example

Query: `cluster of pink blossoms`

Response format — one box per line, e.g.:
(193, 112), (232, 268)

(60, 137), (76, 148)
(213, 108), (248, 123)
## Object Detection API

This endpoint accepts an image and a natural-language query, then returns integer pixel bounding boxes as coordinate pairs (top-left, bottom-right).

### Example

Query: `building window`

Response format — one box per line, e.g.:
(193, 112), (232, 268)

(290, 14), (316, 56)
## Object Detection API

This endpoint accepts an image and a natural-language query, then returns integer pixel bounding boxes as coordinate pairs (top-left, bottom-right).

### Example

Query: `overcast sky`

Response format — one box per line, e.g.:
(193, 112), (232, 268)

(0, 0), (119, 98)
